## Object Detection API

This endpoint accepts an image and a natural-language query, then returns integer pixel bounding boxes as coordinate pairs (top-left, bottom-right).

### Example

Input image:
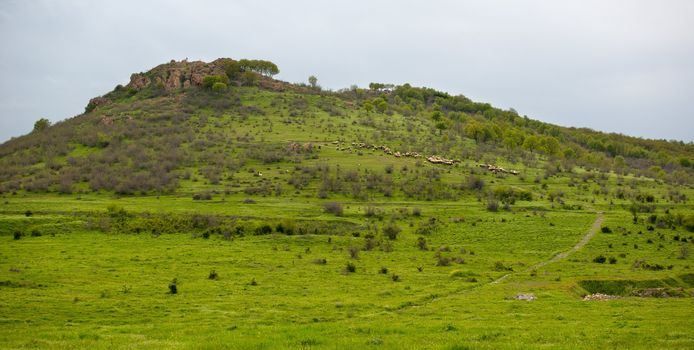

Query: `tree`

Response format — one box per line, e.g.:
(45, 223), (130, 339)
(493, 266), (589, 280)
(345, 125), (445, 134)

(363, 101), (374, 113)
(308, 75), (318, 88)
(33, 118), (51, 132)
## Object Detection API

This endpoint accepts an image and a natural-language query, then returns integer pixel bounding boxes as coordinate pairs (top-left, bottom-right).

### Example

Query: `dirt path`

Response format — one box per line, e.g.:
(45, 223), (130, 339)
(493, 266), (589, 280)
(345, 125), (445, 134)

(359, 212), (605, 318)
(491, 212), (604, 284)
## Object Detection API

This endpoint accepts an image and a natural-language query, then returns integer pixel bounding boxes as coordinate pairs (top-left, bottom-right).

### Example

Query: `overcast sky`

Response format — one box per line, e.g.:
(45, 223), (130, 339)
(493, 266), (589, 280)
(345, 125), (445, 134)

(1, 0), (693, 143)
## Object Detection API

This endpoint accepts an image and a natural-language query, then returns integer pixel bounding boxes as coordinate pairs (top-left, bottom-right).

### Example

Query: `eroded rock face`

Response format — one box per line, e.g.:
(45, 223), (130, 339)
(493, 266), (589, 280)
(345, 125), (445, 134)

(129, 73), (150, 90)
(126, 59), (228, 91)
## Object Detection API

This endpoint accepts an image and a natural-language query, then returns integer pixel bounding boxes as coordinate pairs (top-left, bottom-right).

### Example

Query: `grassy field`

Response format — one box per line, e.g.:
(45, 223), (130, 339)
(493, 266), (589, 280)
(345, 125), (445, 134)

(1, 190), (693, 349)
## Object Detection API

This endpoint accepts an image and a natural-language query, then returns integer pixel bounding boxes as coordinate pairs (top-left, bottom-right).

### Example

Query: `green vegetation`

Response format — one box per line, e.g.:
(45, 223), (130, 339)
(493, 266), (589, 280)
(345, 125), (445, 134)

(0, 57), (693, 349)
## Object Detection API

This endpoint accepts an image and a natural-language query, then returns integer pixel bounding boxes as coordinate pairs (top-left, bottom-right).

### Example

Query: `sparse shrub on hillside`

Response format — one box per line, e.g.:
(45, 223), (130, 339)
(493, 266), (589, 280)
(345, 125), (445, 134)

(348, 246), (360, 259)
(323, 202), (344, 216)
(493, 261), (513, 271)
(601, 226), (612, 233)
(416, 237), (428, 251)
(383, 223), (401, 240)
(593, 255), (607, 264)
(379, 267), (389, 274)
(168, 278), (178, 294)
(208, 270), (219, 280)
(193, 192), (213, 200)
(486, 198), (499, 212)
(466, 175), (485, 191)
(13, 231), (22, 240)
(436, 255), (451, 266)
(344, 262), (356, 273)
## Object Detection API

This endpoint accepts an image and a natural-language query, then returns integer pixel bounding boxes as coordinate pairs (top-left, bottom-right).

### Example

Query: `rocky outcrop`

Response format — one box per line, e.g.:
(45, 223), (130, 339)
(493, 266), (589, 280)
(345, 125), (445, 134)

(126, 58), (228, 92)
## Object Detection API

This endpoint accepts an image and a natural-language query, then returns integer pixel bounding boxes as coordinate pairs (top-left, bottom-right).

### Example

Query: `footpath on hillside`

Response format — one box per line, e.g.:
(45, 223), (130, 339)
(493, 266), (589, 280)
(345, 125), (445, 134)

(491, 212), (604, 284)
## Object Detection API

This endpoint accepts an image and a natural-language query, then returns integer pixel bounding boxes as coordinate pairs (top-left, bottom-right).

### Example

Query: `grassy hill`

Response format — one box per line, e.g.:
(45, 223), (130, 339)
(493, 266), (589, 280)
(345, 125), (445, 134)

(1, 58), (693, 349)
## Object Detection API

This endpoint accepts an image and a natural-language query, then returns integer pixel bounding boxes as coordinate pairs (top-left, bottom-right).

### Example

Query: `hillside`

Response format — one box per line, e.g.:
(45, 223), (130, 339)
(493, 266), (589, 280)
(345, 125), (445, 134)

(1, 58), (694, 349)
(0, 57), (692, 197)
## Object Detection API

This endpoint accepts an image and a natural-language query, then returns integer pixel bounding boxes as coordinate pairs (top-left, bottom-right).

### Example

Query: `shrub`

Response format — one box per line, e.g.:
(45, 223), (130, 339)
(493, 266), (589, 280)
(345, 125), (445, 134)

(486, 198), (499, 212)
(212, 82), (227, 92)
(323, 202), (344, 216)
(30, 229), (42, 237)
(254, 224), (273, 235)
(436, 255), (451, 266)
(24, 210), (33, 217)
(493, 261), (513, 271)
(249, 278), (258, 286)
(363, 238), (377, 251)
(13, 231), (22, 240)
(601, 226), (612, 233)
(383, 223), (401, 240)
(168, 278), (178, 294)
(345, 262), (356, 273)
(202, 231), (210, 239)
(311, 258), (327, 265)
(391, 274), (401, 282)
(416, 237), (428, 251)
(193, 192), (213, 200)
(593, 255), (607, 263)
(412, 207), (422, 216)
(379, 267), (389, 274)
(348, 246), (360, 259)
(208, 270), (219, 280)
(608, 257), (617, 264)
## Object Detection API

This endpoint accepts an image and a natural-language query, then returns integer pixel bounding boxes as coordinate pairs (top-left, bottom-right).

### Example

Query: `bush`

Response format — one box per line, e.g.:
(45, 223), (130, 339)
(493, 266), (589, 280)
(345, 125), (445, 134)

(601, 226), (612, 233)
(379, 267), (389, 274)
(348, 246), (360, 259)
(311, 258), (327, 265)
(412, 207), (422, 216)
(30, 229), (42, 237)
(493, 261), (513, 271)
(168, 278), (178, 294)
(593, 255), (607, 263)
(486, 198), (499, 212)
(416, 237), (428, 251)
(345, 262), (356, 273)
(323, 202), (344, 216)
(193, 192), (213, 200)
(436, 255), (451, 266)
(391, 274), (401, 282)
(383, 223), (401, 240)
(212, 82), (227, 92)
(608, 257), (617, 264)
(13, 231), (22, 240)
(208, 270), (219, 280)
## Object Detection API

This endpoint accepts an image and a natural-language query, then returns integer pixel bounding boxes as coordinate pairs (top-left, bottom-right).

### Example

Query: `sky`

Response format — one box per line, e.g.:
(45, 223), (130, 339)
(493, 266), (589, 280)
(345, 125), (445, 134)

(1, 0), (693, 143)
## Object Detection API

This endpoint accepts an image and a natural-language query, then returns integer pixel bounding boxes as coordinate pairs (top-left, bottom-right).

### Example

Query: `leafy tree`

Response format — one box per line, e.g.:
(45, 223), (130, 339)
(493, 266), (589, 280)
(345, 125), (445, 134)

(363, 101), (374, 113)
(540, 136), (560, 156)
(522, 135), (541, 153)
(308, 75), (318, 88)
(33, 118), (51, 132)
